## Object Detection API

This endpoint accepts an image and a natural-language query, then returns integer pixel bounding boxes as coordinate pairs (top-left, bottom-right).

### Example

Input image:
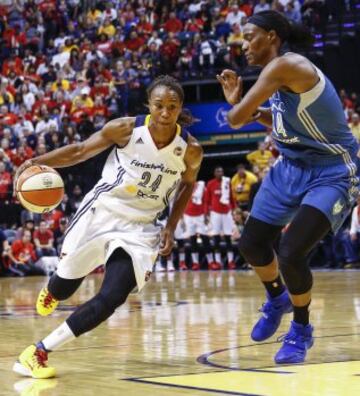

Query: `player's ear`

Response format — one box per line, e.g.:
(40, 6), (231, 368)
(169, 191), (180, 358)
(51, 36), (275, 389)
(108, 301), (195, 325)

(267, 30), (277, 44)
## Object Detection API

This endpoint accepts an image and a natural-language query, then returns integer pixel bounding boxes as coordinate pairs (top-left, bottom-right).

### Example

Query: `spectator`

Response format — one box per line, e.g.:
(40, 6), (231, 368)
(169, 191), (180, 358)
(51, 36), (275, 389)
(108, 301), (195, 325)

(0, 161), (12, 201)
(246, 141), (273, 170)
(349, 113), (360, 142)
(225, 4), (247, 29)
(205, 166), (236, 270)
(7, 229), (44, 276)
(254, 0), (271, 14)
(231, 164), (258, 210)
(53, 217), (67, 254)
(33, 220), (56, 258)
(0, 227), (10, 275)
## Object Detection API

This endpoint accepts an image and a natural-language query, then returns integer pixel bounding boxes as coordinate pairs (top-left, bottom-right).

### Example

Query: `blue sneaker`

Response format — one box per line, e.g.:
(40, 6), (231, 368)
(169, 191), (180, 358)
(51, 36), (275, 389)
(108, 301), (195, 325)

(251, 290), (292, 342)
(274, 321), (314, 364)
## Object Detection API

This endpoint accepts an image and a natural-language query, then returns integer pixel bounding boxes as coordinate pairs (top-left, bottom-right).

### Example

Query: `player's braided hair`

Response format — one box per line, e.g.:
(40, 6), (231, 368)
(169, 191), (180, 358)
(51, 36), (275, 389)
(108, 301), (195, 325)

(147, 75), (196, 126)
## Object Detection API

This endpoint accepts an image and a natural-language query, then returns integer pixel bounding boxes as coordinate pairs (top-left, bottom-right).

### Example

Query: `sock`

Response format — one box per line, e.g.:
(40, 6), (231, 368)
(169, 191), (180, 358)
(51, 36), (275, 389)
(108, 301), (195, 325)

(191, 252), (199, 264)
(206, 253), (213, 263)
(227, 251), (234, 262)
(41, 321), (76, 352)
(179, 252), (185, 262)
(262, 275), (285, 298)
(215, 252), (221, 264)
(293, 302), (310, 326)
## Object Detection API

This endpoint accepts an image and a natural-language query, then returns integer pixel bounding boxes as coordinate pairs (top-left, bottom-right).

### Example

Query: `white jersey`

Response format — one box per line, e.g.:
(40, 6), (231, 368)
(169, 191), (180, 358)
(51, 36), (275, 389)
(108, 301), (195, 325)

(58, 115), (189, 291)
(68, 115), (188, 231)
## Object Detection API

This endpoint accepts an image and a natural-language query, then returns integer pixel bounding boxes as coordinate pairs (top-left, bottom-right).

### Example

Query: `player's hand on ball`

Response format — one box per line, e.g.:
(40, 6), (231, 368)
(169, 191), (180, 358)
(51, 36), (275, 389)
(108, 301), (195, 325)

(159, 227), (175, 256)
(13, 159), (34, 194)
(216, 69), (243, 106)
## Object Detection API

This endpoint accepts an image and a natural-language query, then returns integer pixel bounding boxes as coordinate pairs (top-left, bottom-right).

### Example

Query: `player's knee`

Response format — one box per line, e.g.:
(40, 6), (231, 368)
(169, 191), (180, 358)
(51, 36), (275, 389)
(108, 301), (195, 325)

(278, 240), (313, 294)
(238, 231), (274, 267)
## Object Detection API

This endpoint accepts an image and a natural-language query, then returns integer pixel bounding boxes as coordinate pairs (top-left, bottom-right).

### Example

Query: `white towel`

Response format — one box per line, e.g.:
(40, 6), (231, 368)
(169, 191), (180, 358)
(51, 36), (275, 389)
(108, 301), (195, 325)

(192, 181), (205, 205)
(220, 176), (230, 205)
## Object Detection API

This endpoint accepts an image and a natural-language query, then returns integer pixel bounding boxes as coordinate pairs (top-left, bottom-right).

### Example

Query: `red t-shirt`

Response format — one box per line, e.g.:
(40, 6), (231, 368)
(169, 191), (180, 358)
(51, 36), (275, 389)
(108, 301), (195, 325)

(11, 240), (37, 262)
(205, 178), (235, 214)
(164, 18), (183, 33)
(0, 171), (12, 199)
(33, 229), (54, 245)
(185, 184), (206, 216)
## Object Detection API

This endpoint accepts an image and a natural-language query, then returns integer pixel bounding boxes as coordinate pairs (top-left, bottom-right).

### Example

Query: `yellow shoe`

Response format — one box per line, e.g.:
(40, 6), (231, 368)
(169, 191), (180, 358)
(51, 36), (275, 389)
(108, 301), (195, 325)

(13, 345), (56, 379)
(36, 288), (59, 316)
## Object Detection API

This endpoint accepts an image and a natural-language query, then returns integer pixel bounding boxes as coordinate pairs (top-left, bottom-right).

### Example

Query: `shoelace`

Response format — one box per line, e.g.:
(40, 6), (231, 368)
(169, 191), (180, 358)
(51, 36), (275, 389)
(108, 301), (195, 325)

(43, 292), (55, 308)
(34, 349), (48, 368)
(277, 330), (305, 344)
(258, 301), (277, 316)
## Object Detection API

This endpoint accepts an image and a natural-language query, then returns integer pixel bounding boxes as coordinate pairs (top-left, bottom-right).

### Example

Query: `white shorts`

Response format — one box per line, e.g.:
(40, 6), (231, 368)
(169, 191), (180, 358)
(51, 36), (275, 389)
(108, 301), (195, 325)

(57, 201), (160, 292)
(183, 214), (207, 236)
(210, 211), (234, 236)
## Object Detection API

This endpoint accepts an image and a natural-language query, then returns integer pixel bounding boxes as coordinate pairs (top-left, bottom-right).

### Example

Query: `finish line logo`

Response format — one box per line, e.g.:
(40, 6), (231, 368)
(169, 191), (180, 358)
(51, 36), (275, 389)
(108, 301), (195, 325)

(215, 107), (229, 128)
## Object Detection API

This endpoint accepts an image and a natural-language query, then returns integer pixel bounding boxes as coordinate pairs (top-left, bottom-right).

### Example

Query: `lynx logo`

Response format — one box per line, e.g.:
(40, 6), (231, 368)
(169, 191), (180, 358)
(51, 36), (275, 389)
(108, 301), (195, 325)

(215, 107), (229, 128)
(333, 199), (344, 215)
(42, 175), (53, 188)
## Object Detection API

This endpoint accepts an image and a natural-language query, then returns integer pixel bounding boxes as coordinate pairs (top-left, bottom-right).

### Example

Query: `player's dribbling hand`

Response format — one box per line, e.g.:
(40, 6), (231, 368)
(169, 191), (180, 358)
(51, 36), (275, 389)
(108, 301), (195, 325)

(216, 69), (243, 106)
(13, 159), (34, 195)
(159, 227), (175, 256)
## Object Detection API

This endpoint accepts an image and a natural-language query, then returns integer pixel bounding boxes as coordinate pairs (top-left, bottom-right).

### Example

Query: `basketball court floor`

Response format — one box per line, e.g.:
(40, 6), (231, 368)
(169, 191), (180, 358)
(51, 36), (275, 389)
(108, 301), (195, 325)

(0, 270), (359, 396)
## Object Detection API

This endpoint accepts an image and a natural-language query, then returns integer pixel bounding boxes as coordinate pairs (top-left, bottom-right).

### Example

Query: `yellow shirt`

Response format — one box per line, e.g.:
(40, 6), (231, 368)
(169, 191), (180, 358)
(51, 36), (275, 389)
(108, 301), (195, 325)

(227, 32), (243, 45)
(246, 150), (273, 170)
(51, 79), (70, 92)
(87, 9), (102, 23)
(98, 24), (116, 38)
(0, 91), (14, 105)
(62, 44), (79, 53)
(231, 171), (258, 204)
(349, 123), (360, 142)
(71, 96), (94, 112)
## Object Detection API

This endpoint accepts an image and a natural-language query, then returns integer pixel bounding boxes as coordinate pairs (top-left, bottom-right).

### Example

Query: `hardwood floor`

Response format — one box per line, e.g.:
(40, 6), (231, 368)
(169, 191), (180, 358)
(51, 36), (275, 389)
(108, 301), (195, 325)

(0, 270), (359, 395)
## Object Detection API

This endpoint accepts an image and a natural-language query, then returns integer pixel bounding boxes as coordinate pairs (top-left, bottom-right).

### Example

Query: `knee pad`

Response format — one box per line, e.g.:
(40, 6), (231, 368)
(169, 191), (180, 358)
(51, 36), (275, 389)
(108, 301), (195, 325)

(48, 274), (84, 301)
(238, 231), (274, 267)
(278, 242), (313, 295)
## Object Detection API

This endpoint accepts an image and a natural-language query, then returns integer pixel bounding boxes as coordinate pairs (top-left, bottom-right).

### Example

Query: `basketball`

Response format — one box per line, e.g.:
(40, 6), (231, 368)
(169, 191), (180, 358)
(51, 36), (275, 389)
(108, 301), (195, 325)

(16, 165), (64, 213)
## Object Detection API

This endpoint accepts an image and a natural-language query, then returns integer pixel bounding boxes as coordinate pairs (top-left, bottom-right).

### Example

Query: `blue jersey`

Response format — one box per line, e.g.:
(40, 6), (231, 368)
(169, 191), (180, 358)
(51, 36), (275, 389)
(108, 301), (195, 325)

(269, 66), (358, 169)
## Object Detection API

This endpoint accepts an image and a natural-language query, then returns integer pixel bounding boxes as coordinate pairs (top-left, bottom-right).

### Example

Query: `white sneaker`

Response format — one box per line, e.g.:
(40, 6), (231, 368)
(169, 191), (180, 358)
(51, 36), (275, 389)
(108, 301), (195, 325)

(167, 261), (175, 271)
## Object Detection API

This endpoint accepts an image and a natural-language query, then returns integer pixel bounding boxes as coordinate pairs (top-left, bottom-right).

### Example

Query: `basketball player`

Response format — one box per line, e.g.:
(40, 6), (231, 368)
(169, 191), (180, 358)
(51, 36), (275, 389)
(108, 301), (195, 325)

(205, 167), (236, 270)
(184, 180), (214, 270)
(13, 75), (203, 379)
(217, 11), (359, 364)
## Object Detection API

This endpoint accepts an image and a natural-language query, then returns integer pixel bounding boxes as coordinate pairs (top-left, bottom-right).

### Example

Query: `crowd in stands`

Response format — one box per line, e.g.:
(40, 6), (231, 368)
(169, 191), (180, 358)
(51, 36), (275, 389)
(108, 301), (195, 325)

(0, 1), (359, 276)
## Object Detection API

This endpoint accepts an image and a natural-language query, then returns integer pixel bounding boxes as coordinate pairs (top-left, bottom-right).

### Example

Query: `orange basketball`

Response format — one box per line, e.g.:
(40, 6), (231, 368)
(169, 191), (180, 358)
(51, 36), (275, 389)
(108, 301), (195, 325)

(16, 165), (64, 213)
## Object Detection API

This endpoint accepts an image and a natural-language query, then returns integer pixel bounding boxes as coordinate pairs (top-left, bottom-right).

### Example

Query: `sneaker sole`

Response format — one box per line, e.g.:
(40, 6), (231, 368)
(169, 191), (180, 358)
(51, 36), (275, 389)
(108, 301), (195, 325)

(13, 362), (32, 377)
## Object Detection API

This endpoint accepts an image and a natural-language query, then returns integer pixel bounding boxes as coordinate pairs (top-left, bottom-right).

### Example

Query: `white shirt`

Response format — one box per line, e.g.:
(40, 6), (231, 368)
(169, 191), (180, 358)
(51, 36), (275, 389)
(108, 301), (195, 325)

(226, 10), (246, 27)
(35, 119), (58, 135)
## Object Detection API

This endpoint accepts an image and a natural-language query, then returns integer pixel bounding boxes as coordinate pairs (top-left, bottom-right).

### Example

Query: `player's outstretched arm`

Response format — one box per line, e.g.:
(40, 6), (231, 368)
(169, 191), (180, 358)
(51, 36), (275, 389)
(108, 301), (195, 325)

(14, 117), (135, 182)
(159, 136), (203, 256)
